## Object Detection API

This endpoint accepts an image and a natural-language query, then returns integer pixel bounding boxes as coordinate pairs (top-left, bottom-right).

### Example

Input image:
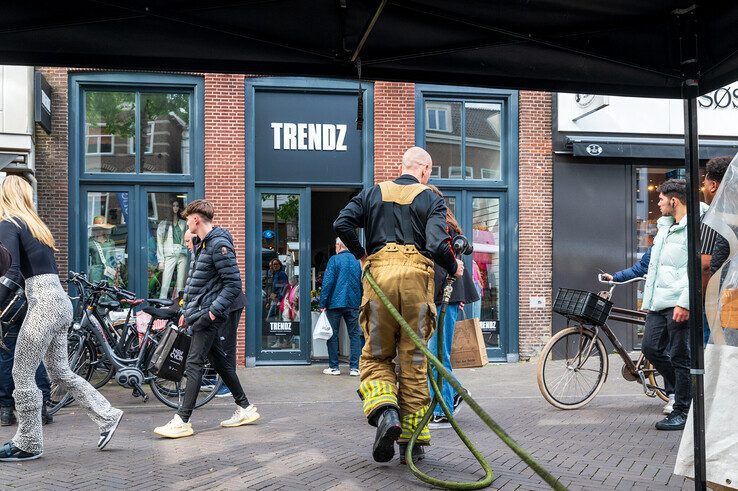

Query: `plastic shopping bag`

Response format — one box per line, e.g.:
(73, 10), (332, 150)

(312, 311), (333, 341)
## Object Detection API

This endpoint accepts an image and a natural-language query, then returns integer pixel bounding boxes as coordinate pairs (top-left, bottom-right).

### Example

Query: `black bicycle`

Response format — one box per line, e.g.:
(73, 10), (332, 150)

(48, 272), (221, 414)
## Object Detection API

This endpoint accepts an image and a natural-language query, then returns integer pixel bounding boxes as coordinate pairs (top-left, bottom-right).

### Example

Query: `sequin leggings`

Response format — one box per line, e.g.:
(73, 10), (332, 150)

(10, 274), (121, 454)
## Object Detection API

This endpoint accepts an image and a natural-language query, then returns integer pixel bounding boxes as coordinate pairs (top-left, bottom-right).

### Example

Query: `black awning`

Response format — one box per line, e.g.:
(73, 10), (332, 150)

(1, 2), (738, 98)
(566, 136), (738, 160)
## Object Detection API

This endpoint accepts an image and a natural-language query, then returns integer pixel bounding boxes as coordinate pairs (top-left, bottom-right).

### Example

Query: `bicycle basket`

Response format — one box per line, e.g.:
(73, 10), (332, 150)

(553, 288), (613, 326)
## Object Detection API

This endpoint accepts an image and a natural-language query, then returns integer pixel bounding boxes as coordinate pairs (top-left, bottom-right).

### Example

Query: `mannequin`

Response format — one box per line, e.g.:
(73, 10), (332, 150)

(156, 200), (188, 299)
(88, 216), (117, 283)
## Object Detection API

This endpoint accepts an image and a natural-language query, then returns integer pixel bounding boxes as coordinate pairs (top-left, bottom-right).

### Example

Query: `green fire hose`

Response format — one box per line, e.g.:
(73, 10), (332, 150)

(363, 270), (567, 491)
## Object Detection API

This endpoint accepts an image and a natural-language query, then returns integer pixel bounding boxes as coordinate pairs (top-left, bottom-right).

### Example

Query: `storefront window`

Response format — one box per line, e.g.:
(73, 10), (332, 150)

(83, 89), (192, 175)
(84, 91), (136, 173)
(261, 193), (301, 351)
(471, 197), (500, 348)
(87, 192), (129, 289)
(425, 100), (502, 181)
(147, 192), (189, 299)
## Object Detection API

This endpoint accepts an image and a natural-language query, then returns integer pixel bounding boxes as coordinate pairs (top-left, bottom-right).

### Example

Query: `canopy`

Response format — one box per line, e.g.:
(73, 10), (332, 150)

(1, 1), (738, 98)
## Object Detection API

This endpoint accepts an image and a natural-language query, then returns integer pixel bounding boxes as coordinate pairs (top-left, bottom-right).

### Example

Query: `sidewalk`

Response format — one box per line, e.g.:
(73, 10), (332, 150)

(0, 358), (688, 490)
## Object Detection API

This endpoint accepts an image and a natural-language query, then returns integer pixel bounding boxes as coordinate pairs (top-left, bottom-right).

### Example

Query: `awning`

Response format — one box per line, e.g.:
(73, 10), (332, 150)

(566, 136), (738, 160)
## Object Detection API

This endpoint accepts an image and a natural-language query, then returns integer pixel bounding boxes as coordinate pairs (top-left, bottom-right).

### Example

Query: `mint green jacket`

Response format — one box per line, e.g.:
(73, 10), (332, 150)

(641, 203), (708, 312)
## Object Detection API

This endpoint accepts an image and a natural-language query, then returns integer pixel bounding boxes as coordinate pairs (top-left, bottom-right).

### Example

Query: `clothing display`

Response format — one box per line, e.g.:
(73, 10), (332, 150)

(156, 218), (188, 299)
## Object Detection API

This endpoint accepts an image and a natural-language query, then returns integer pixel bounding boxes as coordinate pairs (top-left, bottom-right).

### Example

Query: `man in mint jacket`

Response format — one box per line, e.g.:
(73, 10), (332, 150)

(641, 179), (706, 431)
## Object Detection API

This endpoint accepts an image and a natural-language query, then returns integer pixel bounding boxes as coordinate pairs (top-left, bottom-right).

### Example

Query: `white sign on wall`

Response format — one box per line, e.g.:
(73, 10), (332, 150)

(557, 84), (738, 137)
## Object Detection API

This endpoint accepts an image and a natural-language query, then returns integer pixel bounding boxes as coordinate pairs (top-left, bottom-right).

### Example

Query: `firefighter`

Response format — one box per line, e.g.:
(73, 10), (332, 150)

(334, 146), (463, 464)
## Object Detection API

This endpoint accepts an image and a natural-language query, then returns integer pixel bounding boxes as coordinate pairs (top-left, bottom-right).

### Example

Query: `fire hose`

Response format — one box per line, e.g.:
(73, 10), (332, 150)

(363, 268), (567, 490)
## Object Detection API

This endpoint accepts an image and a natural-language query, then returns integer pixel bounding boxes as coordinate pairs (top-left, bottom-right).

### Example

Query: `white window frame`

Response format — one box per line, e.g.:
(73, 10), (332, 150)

(426, 103), (452, 133)
(85, 123), (116, 155)
(127, 121), (156, 155)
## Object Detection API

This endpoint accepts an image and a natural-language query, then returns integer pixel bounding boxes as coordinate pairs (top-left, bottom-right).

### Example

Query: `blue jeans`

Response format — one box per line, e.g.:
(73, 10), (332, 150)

(703, 312), (710, 347)
(0, 332), (51, 407)
(325, 308), (361, 370)
(428, 302), (460, 417)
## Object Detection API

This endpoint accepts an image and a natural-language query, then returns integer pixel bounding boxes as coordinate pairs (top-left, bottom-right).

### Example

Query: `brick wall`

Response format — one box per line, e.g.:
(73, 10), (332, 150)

(517, 91), (554, 358)
(373, 82), (416, 182)
(34, 68), (70, 276)
(203, 73), (247, 365)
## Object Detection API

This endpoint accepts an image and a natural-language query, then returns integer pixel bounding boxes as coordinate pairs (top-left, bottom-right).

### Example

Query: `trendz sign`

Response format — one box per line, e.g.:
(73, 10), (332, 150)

(254, 89), (363, 184)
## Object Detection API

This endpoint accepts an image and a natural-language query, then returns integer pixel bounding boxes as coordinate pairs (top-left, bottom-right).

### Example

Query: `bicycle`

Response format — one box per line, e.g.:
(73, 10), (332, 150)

(537, 275), (668, 409)
(48, 271), (221, 414)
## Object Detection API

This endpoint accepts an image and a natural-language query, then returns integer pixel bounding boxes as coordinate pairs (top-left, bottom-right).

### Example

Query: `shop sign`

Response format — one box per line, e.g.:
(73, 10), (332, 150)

(254, 89), (363, 184)
(264, 320), (300, 336)
(698, 85), (738, 109)
(34, 71), (52, 134)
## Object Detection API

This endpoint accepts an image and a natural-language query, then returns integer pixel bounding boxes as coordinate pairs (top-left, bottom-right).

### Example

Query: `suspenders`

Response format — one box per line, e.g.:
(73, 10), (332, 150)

(378, 181), (428, 247)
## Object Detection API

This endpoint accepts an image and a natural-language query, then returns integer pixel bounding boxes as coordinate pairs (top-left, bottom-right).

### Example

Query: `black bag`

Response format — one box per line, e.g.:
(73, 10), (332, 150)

(0, 276), (26, 353)
(148, 326), (191, 382)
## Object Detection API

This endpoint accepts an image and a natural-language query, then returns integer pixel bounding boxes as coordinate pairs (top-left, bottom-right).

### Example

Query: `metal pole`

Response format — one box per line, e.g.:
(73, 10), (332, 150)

(683, 91), (707, 491)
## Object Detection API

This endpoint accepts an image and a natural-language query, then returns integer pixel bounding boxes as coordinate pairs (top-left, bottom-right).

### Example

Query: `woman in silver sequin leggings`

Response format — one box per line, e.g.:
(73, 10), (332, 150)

(0, 175), (122, 461)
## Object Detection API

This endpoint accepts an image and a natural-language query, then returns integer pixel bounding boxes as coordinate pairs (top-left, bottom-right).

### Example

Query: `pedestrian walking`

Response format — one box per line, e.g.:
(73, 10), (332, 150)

(0, 175), (123, 462)
(319, 237), (362, 377)
(334, 146), (462, 464)
(154, 199), (258, 439)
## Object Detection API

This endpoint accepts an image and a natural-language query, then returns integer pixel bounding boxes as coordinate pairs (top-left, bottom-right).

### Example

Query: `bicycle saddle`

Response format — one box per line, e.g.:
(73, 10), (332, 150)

(98, 300), (121, 310)
(146, 298), (174, 307)
(142, 306), (179, 321)
(120, 298), (144, 306)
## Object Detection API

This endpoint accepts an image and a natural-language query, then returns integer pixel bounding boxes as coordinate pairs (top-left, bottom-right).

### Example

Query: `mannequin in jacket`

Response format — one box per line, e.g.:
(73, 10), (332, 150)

(156, 200), (188, 299)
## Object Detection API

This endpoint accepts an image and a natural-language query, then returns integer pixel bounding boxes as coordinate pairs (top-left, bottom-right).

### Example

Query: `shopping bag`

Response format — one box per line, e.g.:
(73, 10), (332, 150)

(148, 325), (191, 382)
(450, 314), (488, 369)
(312, 311), (333, 341)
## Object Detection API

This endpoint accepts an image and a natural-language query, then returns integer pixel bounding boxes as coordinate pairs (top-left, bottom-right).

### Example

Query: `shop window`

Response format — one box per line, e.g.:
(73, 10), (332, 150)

(87, 192), (129, 289)
(424, 99), (502, 181)
(83, 90), (191, 174)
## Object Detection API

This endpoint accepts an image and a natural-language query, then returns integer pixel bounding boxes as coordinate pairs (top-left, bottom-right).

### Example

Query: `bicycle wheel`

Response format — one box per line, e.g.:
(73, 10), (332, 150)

(88, 336), (115, 389)
(149, 365), (222, 410)
(47, 334), (95, 415)
(644, 360), (670, 402)
(537, 325), (609, 409)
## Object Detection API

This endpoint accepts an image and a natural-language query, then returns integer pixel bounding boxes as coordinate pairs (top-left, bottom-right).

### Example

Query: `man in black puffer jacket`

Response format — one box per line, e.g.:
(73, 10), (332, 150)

(154, 200), (259, 439)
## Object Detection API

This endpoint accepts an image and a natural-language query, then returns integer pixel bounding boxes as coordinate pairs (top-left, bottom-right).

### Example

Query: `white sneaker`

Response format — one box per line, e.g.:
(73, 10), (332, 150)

(221, 404), (260, 427)
(323, 368), (341, 376)
(154, 414), (193, 439)
(663, 394), (676, 415)
(349, 369), (360, 377)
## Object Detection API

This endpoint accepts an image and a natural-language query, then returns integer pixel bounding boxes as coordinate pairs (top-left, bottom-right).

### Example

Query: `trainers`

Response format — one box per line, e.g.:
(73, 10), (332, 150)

(98, 410), (124, 450)
(453, 388), (471, 416)
(663, 394), (675, 415)
(0, 442), (42, 462)
(200, 378), (217, 391)
(428, 414), (452, 429)
(215, 385), (232, 398)
(154, 414), (193, 439)
(655, 411), (687, 431)
(221, 404), (260, 427)
(42, 404), (53, 425)
(349, 369), (360, 377)
(0, 407), (15, 427)
(323, 368), (341, 376)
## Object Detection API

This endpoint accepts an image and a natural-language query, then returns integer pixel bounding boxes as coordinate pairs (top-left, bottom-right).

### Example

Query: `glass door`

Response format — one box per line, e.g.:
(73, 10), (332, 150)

(256, 188), (310, 363)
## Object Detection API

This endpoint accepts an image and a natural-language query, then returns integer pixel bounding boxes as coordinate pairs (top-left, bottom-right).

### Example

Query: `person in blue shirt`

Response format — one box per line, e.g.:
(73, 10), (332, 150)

(319, 238), (363, 376)
(601, 248), (651, 283)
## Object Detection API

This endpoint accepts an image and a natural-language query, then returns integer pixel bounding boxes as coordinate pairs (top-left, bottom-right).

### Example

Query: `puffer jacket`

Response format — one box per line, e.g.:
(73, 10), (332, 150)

(642, 203), (708, 312)
(319, 250), (362, 310)
(183, 227), (242, 325)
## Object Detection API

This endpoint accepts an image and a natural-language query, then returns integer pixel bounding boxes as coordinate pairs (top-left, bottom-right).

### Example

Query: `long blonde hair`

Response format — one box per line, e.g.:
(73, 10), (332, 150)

(0, 175), (57, 250)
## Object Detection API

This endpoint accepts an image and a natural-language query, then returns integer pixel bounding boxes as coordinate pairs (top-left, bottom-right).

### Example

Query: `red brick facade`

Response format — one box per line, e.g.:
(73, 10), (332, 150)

(32, 70), (554, 365)
(517, 91), (554, 358)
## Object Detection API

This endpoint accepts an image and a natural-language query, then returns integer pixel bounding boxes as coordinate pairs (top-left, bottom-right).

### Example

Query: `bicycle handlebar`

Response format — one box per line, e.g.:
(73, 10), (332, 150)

(67, 271), (136, 299)
(597, 274), (647, 286)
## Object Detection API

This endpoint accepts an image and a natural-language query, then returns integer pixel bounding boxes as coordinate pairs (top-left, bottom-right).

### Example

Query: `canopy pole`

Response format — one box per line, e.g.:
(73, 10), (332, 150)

(683, 91), (707, 491)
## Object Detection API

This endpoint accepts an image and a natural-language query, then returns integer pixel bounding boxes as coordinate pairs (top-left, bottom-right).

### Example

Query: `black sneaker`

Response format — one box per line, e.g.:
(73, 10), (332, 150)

(428, 414), (451, 429)
(41, 404), (53, 425)
(655, 411), (687, 431)
(372, 408), (401, 463)
(399, 443), (425, 465)
(453, 388), (471, 416)
(0, 442), (42, 462)
(0, 407), (15, 427)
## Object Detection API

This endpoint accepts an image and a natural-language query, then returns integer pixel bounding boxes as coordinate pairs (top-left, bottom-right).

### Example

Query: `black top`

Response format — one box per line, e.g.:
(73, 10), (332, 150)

(333, 175), (457, 275)
(0, 219), (58, 286)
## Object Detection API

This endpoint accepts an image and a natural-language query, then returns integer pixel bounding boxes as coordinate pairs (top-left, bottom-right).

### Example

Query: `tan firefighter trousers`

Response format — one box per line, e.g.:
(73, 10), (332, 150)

(358, 243), (436, 444)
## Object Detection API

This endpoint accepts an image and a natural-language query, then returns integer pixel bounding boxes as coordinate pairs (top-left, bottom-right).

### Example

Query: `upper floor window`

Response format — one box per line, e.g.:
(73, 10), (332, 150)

(424, 99), (503, 181)
(84, 90), (191, 174)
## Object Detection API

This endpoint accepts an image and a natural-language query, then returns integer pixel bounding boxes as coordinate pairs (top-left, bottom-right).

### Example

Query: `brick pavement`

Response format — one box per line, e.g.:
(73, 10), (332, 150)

(0, 358), (688, 490)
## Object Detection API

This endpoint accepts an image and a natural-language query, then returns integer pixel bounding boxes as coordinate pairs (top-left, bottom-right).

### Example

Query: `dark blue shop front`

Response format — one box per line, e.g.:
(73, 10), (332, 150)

(245, 78), (374, 366)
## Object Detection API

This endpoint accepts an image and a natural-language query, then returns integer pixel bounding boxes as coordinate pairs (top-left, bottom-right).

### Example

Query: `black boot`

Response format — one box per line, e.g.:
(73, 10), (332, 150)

(0, 407), (15, 427)
(398, 443), (425, 465)
(41, 403), (53, 425)
(372, 408), (401, 463)
(655, 411), (686, 431)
